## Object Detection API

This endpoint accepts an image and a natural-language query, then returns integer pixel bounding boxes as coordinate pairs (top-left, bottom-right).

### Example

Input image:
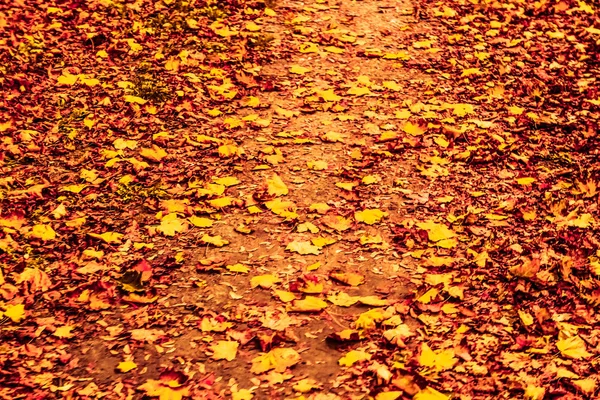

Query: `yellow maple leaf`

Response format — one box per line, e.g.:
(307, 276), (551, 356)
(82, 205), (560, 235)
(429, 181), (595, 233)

(324, 46), (345, 54)
(3, 304), (25, 323)
(54, 325), (74, 339)
(232, 389), (254, 400)
(347, 86), (371, 96)
(30, 224), (56, 240)
(290, 65), (311, 74)
(309, 203), (330, 214)
(61, 184), (87, 193)
(251, 274), (280, 289)
(140, 145), (168, 162)
(307, 160), (328, 170)
(114, 138), (137, 149)
(293, 378), (321, 393)
(317, 89), (341, 102)
(245, 21), (261, 32)
(265, 199), (298, 219)
(517, 177), (536, 185)
(524, 385), (545, 400)
(124, 95), (147, 105)
(157, 216), (187, 236)
(418, 343), (457, 371)
(403, 121), (426, 136)
(188, 216), (213, 228)
(267, 174), (288, 196)
(322, 131), (345, 142)
(200, 317), (233, 332)
(297, 222), (319, 233)
(251, 348), (300, 374)
(383, 81), (401, 91)
(556, 336), (591, 359)
(414, 387), (450, 400)
(572, 378), (596, 394)
(213, 176), (240, 187)
(339, 350), (371, 367)
(362, 175), (380, 185)
(88, 231), (123, 244)
(358, 296), (390, 306)
(508, 106), (525, 115)
(117, 360), (138, 373)
(226, 263), (250, 273)
(416, 288), (439, 304)
(200, 234), (229, 247)
(330, 271), (365, 286)
(218, 144), (239, 158)
(299, 42), (319, 53)
(286, 241), (320, 255)
(416, 220), (456, 242)
(288, 296), (328, 312)
(322, 215), (352, 231)
(311, 236), (336, 248)
(461, 68), (482, 77)
(210, 340), (239, 361)
(138, 380), (189, 400)
(327, 291), (359, 307)
(355, 209), (387, 224)
(336, 182), (356, 191)
(375, 392), (402, 400)
(208, 197), (234, 208)
(274, 290), (296, 302)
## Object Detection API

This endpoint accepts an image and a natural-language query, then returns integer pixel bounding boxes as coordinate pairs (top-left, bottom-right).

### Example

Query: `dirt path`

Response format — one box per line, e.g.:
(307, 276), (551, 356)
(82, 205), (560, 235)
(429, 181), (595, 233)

(2, 0), (600, 399)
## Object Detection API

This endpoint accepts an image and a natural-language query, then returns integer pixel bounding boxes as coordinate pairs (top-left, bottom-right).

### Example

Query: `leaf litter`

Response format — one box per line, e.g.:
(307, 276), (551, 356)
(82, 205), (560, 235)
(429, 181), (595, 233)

(0, 0), (599, 398)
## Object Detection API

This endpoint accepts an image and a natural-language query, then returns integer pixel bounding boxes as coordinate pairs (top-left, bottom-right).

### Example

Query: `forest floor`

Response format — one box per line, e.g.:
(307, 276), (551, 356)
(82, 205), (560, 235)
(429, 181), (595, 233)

(1, 0), (600, 399)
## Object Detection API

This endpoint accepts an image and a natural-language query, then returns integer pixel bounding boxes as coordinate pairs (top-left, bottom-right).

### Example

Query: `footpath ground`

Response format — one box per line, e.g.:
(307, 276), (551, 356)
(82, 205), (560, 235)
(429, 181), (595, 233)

(1, 0), (599, 399)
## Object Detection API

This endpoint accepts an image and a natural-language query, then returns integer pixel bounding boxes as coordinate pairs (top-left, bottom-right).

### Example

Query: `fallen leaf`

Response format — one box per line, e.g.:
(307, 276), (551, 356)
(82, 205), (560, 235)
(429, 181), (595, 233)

(339, 350), (371, 367)
(210, 341), (239, 361)
(117, 360), (138, 373)
(251, 348), (300, 374)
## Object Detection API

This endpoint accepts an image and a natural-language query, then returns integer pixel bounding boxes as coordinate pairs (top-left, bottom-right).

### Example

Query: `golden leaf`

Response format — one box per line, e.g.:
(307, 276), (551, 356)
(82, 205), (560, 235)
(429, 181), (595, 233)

(200, 234), (229, 247)
(140, 145), (168, 162)
(330, 272), (365, 286)
(416, 220), (456, 242)
(157, 216), (187, 236)
(226, 264), (249, 274)
(290, 65), (311, 75)
(251, 348), (300, 374)
(218, 144), (239, 158)
(30, 224), (56, 240)
(117, 360), (138, 373)
(267, 174), (288, 196)
(286, 241), (320, 255)
(88, 231), (123, 244)
(124, 95), (147, 105)
(265, 198), (298, 219)
(3, 304), (25, 323)
(327, 291), (359, 307)
(213, 176), (240, 187)
(403, 122), (426, 136)
(251, 274), (280, 289)
(53, 325), (74, 339)
(317, 89), (341, 102)
(571, 378), (596, 394)
(210, 341), (239, 361)
(188, 216), (213, 228)
(338, 350), (371, 367)
(355, 209), (387, 224)
(274, 290), (296, 302)
(414, 387), (450, 400)
(556, 336), (591, 359)
(288, 296), (328, 312)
